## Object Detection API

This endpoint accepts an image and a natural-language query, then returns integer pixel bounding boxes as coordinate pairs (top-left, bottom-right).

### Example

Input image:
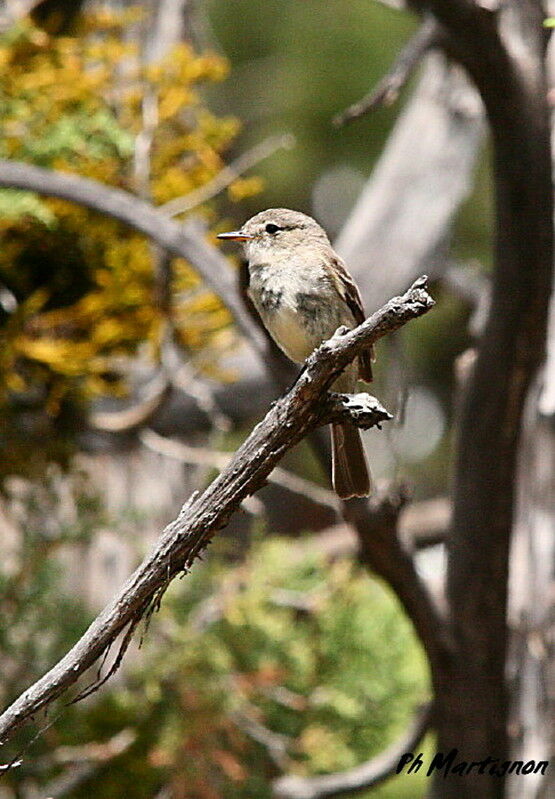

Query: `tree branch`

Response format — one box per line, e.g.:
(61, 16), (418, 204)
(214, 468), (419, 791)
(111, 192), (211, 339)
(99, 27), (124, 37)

(344, 489), (452, 685)
(0, 277), (434, 746)
(333, 16), (440, 126)
(334, 53), (484, 308)
(272, 702), (433, 799)
(0, 159), (270, 361)
(406, 2), (554, 793)
(139, 428), (341, 511)
(159, 133), (296, 217)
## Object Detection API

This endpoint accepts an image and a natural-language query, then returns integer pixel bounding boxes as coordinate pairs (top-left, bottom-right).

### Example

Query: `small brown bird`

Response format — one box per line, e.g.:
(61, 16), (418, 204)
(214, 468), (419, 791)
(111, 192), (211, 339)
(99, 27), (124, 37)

(218, 208), (373, 499)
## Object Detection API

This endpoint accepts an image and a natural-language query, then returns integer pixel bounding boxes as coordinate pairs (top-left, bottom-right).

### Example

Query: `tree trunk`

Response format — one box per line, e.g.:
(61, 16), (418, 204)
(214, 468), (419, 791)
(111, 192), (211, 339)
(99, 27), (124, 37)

(425, 2), (553, 797)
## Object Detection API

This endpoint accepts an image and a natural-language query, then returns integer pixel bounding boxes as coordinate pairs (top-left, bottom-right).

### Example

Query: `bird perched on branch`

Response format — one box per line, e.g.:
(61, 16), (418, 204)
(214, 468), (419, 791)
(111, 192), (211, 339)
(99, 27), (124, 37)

(218, 208), (374, 499)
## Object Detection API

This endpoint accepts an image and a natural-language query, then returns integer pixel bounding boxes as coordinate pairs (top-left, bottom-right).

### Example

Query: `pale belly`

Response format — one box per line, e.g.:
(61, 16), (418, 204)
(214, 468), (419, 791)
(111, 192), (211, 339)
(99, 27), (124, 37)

(264, 303), (316, 364)
(248, 263), (351, 366)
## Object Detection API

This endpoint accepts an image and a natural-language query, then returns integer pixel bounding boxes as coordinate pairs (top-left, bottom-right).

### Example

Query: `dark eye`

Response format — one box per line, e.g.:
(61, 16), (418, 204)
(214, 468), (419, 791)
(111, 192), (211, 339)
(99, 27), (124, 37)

(265, 223), (281, 234)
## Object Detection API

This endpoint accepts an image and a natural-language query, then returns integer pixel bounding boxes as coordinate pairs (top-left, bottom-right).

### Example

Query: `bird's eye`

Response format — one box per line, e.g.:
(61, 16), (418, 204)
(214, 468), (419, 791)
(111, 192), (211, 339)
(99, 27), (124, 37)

(265, 223), (281, 234)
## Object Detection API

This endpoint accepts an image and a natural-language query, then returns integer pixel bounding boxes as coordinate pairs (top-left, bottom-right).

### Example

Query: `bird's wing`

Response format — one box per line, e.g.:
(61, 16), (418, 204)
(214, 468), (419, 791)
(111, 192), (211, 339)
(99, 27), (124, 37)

(326, 253), (375, 383)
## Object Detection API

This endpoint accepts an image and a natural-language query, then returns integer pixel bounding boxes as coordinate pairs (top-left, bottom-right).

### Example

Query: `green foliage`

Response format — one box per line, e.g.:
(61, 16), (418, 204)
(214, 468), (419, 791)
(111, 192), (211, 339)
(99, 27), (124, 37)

(0, 470), (96, 740)
(79, 538), (428, 798)
(1, 532), (429, 799)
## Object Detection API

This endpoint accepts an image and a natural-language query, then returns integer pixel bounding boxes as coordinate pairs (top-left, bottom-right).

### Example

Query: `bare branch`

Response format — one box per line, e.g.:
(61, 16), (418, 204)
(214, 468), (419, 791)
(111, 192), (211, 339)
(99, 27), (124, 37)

(231, 709), (293, 770)
(0, 277), (434, 745)
(273, 702), (433, 798)
(140, 428), (340, 511)
(405, 2), (554, 790)
(344, 489), (452, 683)
(333, 17), (440, 126)
(335, 54), (484, 308)
(160, 133), (296, 217)
(0, 159), (270, 361)
(292, 496), (449, 562)
(89, 372), (170, 432)
(34, 729), (136, 799)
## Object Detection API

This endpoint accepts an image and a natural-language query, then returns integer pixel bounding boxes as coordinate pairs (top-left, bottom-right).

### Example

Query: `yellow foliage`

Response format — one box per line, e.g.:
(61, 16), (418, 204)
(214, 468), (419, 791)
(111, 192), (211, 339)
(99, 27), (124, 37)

(228, 176), (266, 202)
(0, 8), (258, 427)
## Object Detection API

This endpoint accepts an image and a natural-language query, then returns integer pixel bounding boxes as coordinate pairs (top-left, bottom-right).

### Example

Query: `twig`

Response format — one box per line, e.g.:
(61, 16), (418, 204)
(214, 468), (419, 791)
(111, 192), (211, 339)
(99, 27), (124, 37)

(0, 277), (434, 746)
(164, 351), (232, 433)
(273, 702), (433, 798)
(333, 18), (439, 126)
(89, 372), (170, 432)
(231, 709), (292, 770)
(159, 133), (296, 217)
(140, 428), (263, 516)
(139, 427), (340, 510)
(32, 729), (136, 799)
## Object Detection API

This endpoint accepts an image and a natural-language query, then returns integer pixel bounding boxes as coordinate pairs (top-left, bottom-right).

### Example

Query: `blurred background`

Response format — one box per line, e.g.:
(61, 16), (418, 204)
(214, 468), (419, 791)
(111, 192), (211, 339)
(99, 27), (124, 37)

(0, 1), (534, 798)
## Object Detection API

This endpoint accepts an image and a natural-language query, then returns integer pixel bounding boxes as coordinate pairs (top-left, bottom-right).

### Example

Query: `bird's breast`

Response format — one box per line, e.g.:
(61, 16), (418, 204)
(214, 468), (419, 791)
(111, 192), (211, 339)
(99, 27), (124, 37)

(248, 264), (344, 363)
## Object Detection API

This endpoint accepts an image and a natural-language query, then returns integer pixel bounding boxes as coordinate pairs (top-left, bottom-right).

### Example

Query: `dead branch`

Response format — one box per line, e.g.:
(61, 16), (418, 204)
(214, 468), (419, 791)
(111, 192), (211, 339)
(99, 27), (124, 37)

(31, 729), (136, 799)
(333, 17), (440, 126)
(89, 372), (170, 432)
(335, 53), (484, 308)
(272, 702), (433, 799)
(292, 496), (449, 561)
(0, 277), (434, 746)
(407, 2), (554, 794)
(0, 159), (270, 362)
(344, 488), (452, 684)
(231, 709), (293, 770)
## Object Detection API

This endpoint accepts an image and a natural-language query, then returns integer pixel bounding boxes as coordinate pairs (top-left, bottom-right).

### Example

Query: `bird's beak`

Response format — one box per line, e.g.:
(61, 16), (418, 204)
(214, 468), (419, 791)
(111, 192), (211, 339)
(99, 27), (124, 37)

(217, 230), (253, 241)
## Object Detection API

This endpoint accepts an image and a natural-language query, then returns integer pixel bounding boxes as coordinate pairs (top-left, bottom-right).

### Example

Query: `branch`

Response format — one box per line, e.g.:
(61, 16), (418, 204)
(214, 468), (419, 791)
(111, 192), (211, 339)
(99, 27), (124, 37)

(291, 496), (449, 562)
(89, 372), (170, 432)
(407, 0), (554, 783)
(0, 159), (270, 361)
(139, 428), (341, 511)
(231, 709), (292, 770)
(272, 702), (433, 799)
(0, 277), (434, 745)
(333, 17), (440, 126)
(334, 53), (484, 308)
(159, 133), (296, 217)
(33, 729), (136, 799)
(344, 489), (452, 684)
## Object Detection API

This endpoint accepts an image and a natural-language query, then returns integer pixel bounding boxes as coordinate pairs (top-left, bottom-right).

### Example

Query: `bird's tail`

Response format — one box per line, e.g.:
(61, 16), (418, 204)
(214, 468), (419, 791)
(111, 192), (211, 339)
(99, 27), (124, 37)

(330, 422), (372, 499)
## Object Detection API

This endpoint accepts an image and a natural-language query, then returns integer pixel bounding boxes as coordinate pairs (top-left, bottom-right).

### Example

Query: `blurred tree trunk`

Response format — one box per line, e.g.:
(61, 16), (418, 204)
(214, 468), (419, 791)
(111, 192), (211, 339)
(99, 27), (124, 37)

(409, 3), (554, 798)
(31, 0), (86, 32)
(508, 361), (555, 799)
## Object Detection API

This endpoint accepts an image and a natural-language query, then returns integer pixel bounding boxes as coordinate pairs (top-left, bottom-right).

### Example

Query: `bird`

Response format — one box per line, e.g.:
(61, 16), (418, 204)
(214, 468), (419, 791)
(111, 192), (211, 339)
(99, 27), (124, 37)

(218, 208), (374, 499)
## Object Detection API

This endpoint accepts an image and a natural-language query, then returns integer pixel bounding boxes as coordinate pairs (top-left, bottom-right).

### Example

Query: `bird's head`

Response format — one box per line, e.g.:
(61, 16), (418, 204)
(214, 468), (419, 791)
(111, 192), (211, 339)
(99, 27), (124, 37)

(217, 208), (330, 259)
